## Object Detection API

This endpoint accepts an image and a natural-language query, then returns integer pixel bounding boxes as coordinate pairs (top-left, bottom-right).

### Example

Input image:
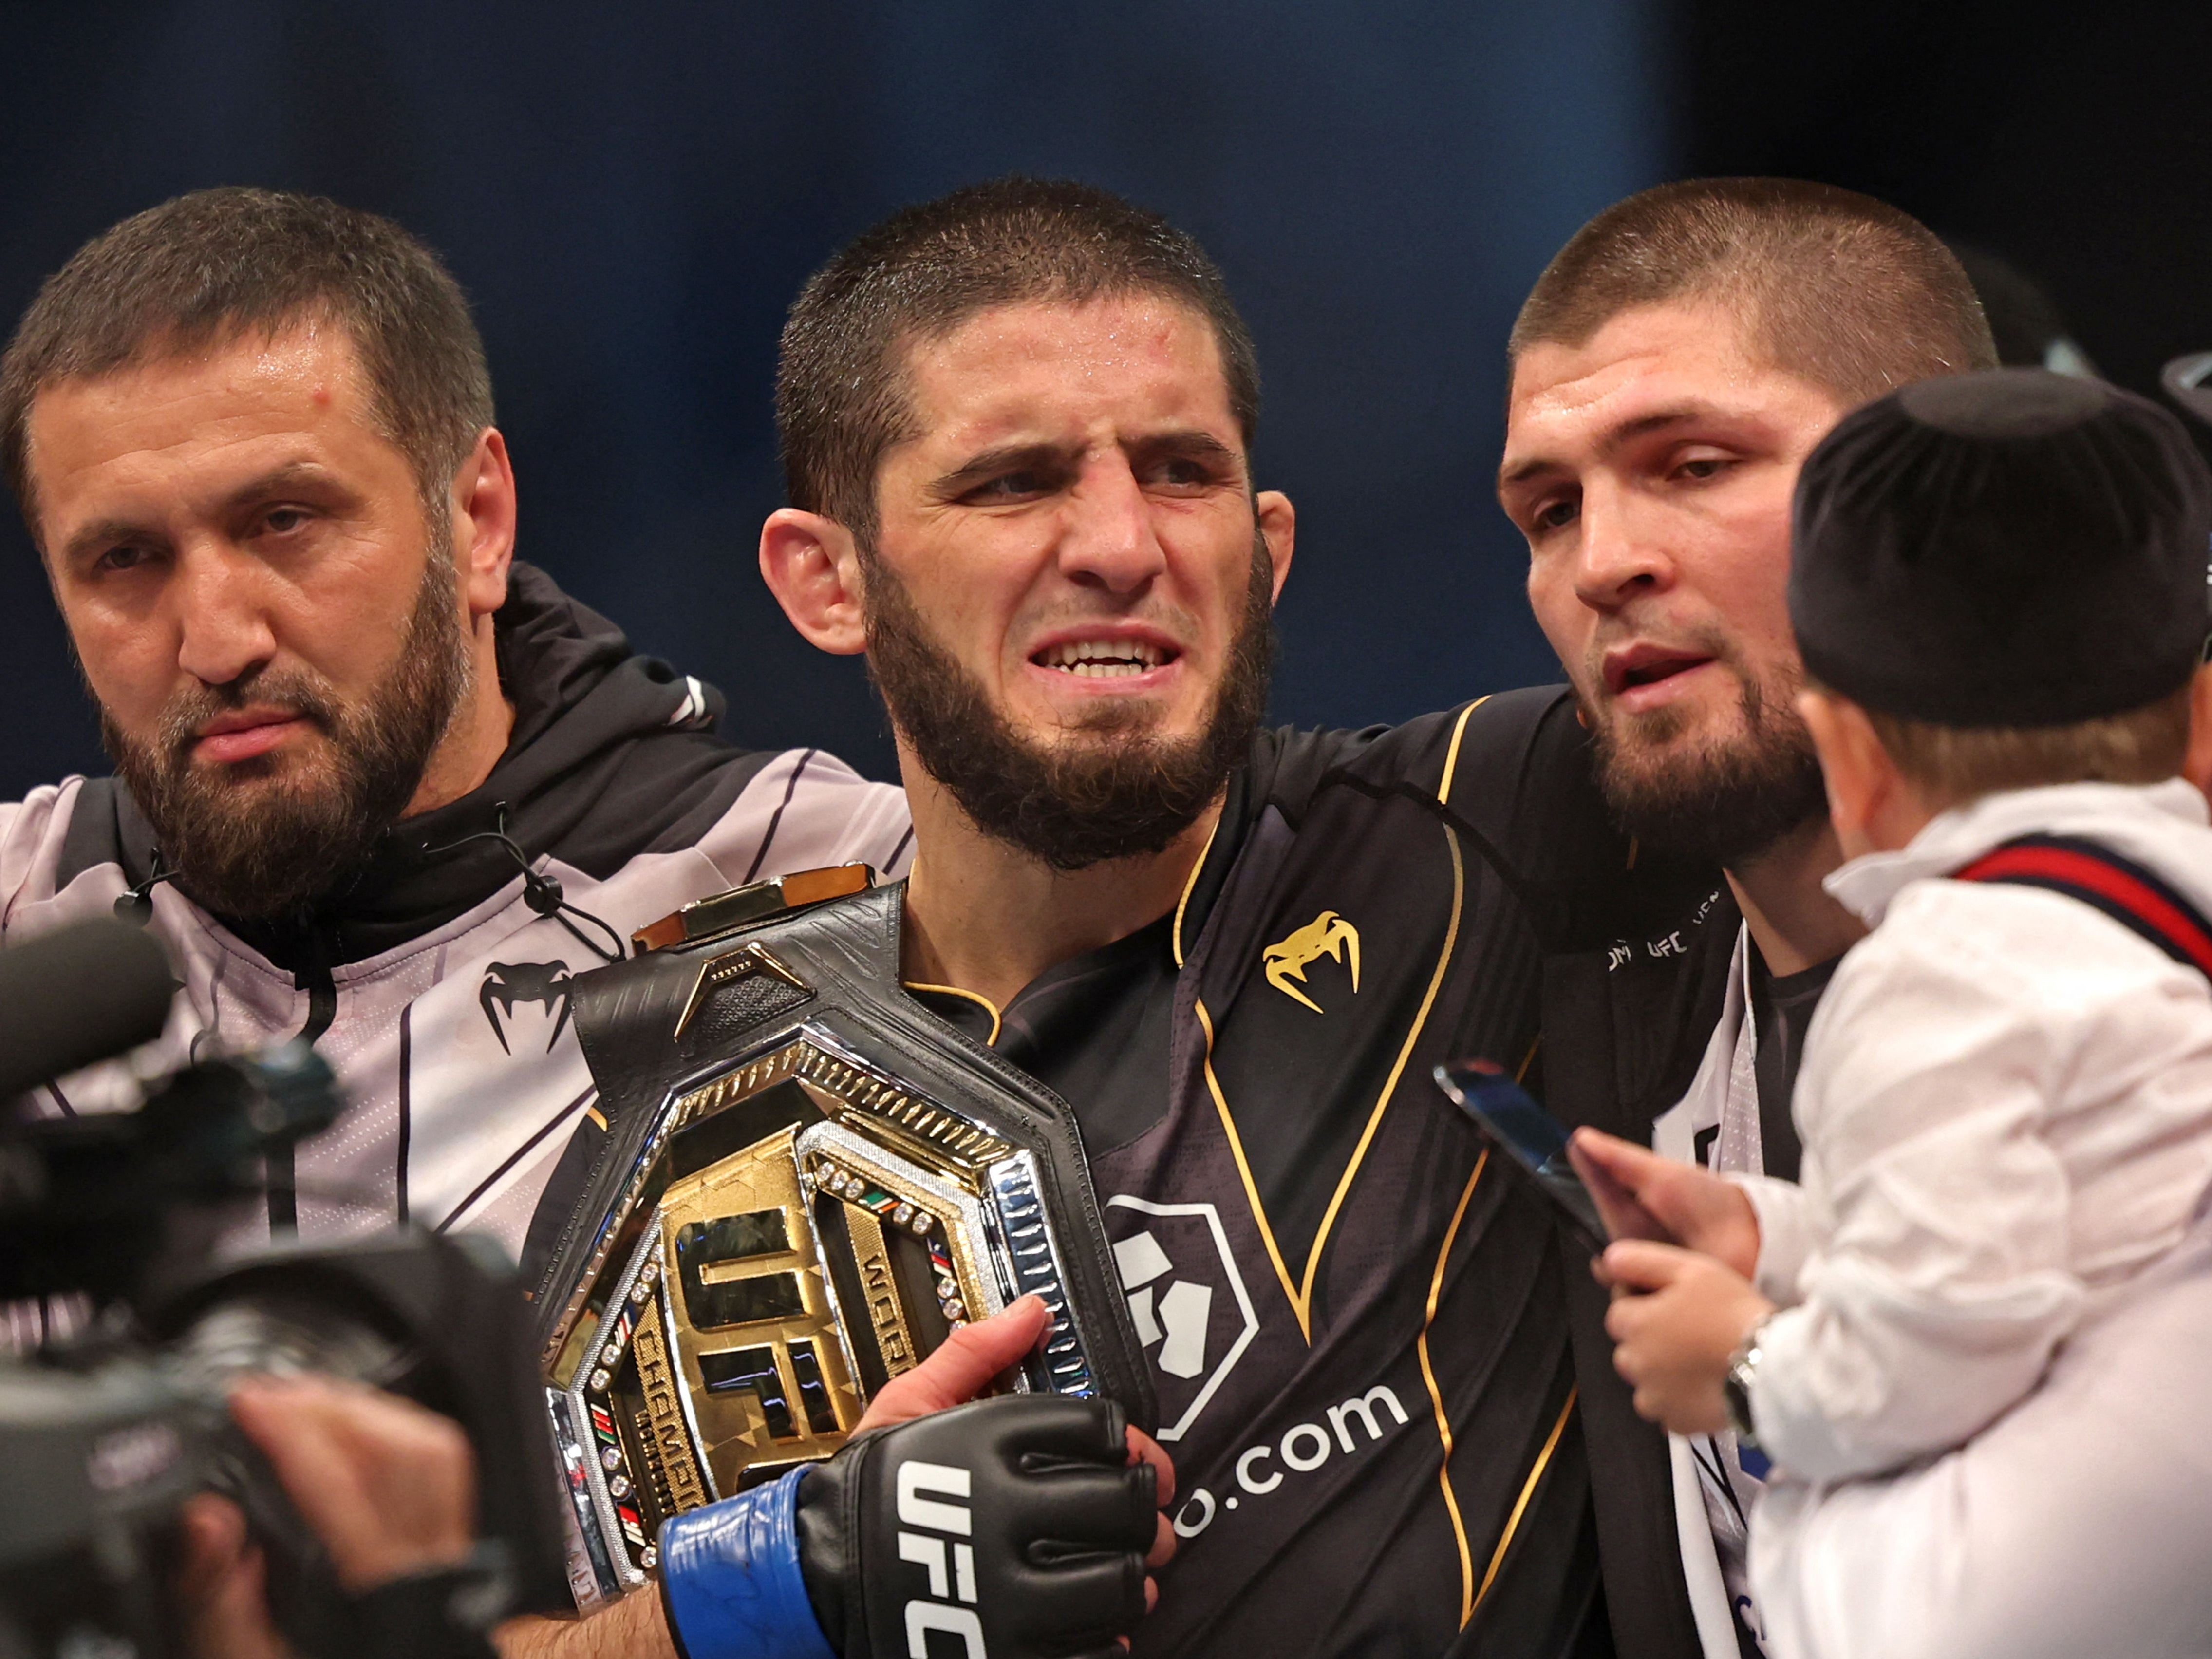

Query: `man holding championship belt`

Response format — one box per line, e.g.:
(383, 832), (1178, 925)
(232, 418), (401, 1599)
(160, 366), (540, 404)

(623, 178), (1707, 1658)
(0, 189), (1168, 1659)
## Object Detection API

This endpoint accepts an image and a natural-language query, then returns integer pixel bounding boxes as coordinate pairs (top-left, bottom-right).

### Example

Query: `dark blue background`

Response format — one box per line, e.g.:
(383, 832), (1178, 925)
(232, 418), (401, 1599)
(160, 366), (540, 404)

(13, 4), (2211, 796)
(0, 1), (1666, 792)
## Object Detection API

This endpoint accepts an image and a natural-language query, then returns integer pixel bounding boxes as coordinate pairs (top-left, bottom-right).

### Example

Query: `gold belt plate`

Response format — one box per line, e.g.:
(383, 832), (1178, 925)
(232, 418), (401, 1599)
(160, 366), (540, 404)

(549, 1032), (1025, 1584)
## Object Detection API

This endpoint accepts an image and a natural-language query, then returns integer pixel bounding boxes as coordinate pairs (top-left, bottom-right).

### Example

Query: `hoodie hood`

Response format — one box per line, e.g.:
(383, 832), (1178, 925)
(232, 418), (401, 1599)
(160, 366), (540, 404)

(68, 561), (775, 970)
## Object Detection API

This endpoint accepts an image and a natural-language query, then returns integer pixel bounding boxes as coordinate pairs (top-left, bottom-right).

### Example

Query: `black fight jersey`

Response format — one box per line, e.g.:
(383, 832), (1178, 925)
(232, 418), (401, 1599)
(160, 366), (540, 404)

(911, 688), (1706, 1659)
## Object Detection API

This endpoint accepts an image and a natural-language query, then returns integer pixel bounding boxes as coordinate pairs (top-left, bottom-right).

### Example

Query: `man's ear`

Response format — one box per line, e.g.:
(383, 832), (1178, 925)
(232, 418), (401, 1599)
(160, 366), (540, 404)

(760, 508), (868, 656)
(450, 428), (516, 621)
(1797, 688), (1889, 845)
(2182, 662), (2212, 801)
(1255, 490), (1295, 603)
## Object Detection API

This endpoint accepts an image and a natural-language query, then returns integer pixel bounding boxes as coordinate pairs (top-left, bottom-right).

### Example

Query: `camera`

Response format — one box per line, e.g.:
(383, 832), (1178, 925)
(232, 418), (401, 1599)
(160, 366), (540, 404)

(0, 919), (569, 1659)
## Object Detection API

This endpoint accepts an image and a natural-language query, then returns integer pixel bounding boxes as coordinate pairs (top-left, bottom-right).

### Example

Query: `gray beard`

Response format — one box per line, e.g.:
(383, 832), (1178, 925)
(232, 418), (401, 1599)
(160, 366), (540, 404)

(101, 554), (474, 919)
(1586, 660), (1828, 868)
(861, 538), (1276, 872)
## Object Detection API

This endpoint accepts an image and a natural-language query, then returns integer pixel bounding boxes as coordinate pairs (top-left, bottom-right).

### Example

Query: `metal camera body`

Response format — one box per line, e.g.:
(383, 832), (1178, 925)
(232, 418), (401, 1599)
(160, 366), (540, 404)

(0, 1039), (570, 1659)
(532, 867), (1156, 1608)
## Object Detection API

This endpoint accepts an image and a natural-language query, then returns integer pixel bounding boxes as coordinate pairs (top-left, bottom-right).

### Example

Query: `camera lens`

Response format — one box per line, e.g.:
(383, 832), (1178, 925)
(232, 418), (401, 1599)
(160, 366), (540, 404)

(170, 1291), (411, 1392)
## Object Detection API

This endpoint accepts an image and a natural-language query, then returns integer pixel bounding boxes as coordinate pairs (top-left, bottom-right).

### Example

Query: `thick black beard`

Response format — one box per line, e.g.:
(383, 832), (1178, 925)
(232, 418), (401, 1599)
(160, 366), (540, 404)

(862, 539), (1275, 872)
(102, 555), (473, 920)
(1587, 659), (1829, 868)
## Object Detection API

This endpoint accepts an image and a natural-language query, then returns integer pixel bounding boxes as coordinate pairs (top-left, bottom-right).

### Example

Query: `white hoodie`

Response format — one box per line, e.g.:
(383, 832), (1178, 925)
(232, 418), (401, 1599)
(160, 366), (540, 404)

(0, 566), (912, 1318)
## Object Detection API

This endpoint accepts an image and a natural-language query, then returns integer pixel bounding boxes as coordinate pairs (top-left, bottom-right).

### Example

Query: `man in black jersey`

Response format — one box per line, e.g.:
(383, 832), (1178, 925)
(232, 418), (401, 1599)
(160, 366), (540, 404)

(1496, 180), (2002, 1656)
(757, 178), (1659, 1657)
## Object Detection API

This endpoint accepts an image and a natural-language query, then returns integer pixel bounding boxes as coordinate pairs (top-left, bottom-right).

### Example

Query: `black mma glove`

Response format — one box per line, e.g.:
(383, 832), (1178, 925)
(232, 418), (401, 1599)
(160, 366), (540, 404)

(797, 1395), (1157, 1659)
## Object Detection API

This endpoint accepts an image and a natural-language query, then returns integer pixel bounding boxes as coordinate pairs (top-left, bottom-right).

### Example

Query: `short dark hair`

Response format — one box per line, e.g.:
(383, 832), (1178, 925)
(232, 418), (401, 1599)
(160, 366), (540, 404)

(1510, 178), (1997, 405)
(0, 187), (493, 537)
(776, 176), (1260, 540)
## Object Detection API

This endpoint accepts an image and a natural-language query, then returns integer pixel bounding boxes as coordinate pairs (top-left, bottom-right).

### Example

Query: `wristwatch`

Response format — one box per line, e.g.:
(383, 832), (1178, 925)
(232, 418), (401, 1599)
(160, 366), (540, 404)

(1722, 1316), (1771, 1445)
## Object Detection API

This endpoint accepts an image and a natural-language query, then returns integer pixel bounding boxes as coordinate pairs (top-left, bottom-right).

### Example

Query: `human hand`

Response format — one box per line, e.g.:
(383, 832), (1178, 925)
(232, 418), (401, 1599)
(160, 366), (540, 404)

(1571, 1128), (1760, 1277)
(228, 1375), (477, 1592)
(176, 1491), (289, 1659)
(791, 1395), (1168, 1659)
(1599, 1241), (1773, 1435)
(175, 1376), (480, 1659)
(854, 1294), (1175, 1588)
(856, 1294), (1050, 1430)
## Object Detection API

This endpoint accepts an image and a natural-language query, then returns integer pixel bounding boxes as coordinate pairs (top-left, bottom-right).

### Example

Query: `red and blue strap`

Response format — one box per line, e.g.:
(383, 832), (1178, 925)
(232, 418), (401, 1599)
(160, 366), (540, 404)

(1953, 833), (2212, 980)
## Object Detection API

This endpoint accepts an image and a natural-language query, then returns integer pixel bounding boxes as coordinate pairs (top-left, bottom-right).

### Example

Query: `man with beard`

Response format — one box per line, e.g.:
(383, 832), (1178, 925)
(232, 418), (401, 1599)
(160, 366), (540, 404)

(0, 188), (912, 1260)
(1496, 178), (2002, 1657)
(754, 176), (1675, 1658)
(0, 189), (908, 1650)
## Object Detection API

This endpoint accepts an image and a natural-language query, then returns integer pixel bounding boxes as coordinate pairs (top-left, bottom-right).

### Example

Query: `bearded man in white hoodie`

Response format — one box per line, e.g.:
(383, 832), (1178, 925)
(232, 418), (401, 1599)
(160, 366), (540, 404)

(0, 187), (913, 1267)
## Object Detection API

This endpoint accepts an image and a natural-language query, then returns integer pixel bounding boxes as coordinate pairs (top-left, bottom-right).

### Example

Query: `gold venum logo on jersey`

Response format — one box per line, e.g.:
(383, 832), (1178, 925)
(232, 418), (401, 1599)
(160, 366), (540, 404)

(1262, 909), (1361, 1013)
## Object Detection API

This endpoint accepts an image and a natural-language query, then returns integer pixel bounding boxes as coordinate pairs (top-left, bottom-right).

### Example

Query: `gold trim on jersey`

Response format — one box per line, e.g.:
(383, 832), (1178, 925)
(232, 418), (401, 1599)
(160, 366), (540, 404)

(1296, 822), (1464, 1329)
(903, 800), (1226, 1048)
(1194, 996), (1304, 1322)
(1193, 702), (1482, 1340)
(1418, 1148), (1490, 1626)
(1172, 813), (1223, 969)
(901, 981), (1004, 1048)
(1474, 1387), (1580, 1614)
(1436, 695), (1489, 804)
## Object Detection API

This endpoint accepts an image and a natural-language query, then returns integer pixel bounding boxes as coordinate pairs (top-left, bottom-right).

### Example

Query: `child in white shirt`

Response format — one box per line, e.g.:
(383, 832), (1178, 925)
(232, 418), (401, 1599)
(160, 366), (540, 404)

(1575, 366), (2212, 1659)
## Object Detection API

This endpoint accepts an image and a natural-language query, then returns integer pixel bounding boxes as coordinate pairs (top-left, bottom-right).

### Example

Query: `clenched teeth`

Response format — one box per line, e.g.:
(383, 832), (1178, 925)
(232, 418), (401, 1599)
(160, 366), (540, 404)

(1036, 639), (1169, 677)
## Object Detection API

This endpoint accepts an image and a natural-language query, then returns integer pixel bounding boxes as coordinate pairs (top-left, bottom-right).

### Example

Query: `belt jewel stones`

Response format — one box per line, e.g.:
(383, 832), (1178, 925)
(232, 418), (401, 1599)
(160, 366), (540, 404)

(544, 952), (1113, 1602)
(541, 870), (1148, 1608)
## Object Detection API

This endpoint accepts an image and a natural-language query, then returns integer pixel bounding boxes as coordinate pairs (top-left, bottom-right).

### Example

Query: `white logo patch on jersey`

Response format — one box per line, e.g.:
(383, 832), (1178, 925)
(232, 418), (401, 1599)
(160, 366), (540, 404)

(1103, 1196), (1258, 1443)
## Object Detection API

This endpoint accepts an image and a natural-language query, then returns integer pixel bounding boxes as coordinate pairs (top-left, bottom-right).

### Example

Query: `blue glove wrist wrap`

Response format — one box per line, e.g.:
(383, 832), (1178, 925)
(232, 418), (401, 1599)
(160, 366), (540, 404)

(659, 1470), (836, 1659)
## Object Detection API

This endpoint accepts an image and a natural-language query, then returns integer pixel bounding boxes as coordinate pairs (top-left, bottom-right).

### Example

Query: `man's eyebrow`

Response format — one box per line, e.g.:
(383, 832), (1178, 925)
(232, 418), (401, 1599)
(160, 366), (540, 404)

(223, 459), (346, 504)
(930, 428), (1240, 494)
(930, 440), (1075, 494)
(56, 461), (351, 565)
(1497, 452), (1562, 491)
(1127, 428), (1237, 460)
(1497, 404), (1731, 490)
(58, 515), (152, 566)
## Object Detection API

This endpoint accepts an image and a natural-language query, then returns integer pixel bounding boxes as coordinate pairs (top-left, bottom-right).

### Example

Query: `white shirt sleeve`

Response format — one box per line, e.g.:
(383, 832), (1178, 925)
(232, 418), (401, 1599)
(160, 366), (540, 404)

(1747, 916), (2086, 1485)
(1751, 1222), (2212, 1659)
(1728, 1171), (1815, 1304)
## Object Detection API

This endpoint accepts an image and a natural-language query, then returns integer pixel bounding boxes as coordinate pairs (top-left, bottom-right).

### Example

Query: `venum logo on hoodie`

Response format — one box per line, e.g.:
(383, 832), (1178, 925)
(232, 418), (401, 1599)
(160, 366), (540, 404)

(479, 961), (575, 1053)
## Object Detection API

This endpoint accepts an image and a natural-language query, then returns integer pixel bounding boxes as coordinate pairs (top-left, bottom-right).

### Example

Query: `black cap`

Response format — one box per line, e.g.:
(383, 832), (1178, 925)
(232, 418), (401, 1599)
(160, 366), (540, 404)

(1790, 367), (2212, 727)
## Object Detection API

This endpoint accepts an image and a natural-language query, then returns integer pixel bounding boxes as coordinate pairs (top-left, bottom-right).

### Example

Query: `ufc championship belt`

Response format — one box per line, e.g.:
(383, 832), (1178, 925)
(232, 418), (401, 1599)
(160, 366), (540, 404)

(531, 866), (1156, 1606)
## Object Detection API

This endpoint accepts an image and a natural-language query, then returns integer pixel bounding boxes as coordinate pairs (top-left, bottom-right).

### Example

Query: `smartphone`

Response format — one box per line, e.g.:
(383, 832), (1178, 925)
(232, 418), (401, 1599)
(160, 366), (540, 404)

(1433, 1060), (1611, 1253)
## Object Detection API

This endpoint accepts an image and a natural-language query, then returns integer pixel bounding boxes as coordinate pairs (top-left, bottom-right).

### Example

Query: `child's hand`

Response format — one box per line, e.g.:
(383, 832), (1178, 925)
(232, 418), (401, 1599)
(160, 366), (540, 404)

(1570, 1128), (1761, 1277)
(1600, 1241), (1774, 1436)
